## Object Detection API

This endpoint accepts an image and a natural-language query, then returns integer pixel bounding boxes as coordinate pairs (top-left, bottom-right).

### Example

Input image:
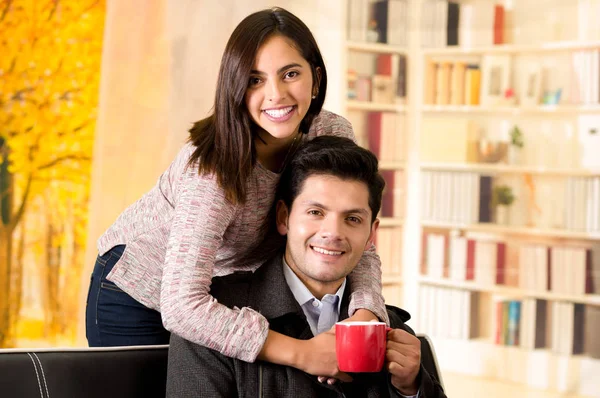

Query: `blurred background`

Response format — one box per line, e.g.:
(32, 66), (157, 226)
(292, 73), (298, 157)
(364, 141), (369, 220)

(1, 0), (599, 397)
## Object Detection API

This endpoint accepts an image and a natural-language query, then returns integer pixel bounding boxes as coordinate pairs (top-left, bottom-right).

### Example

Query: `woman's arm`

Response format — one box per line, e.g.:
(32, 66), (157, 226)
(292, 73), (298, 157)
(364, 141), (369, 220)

(347, 246), (390, 324)
(160, 167), (270, 363)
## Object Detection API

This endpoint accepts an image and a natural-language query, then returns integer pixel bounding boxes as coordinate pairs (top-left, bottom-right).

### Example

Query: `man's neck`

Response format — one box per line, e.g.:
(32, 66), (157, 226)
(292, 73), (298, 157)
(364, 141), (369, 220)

(283, 252), (344, 300)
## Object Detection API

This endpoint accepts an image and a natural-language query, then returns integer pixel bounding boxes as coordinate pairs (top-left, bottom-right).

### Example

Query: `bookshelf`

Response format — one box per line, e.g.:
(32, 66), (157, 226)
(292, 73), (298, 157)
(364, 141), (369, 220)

(343, 0), (600, 396)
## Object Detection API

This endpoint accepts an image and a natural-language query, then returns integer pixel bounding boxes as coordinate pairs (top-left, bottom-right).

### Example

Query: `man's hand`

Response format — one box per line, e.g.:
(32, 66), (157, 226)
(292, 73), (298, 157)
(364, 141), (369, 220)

(386, 328), (421, 395)
(297, 327), (353, 383)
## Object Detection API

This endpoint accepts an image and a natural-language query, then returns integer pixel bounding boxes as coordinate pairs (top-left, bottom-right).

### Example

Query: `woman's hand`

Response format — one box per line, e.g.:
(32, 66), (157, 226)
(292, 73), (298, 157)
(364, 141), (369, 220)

(295, 327), (352, 383)
(343, 308), (378, 322)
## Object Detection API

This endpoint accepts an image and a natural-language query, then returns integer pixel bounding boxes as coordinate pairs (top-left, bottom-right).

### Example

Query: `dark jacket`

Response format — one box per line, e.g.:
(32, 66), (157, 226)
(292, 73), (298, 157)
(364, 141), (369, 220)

(166, 254), (446, 398)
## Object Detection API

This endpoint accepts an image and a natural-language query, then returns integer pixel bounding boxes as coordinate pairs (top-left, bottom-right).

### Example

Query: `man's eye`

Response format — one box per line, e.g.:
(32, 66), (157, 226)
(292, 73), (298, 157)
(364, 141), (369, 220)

(347, 216), (361, 224)
(308, 210), (322, 216)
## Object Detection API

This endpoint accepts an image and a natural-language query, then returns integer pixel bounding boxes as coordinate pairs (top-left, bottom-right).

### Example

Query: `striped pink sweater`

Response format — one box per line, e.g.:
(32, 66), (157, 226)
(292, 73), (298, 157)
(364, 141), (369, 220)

(98, 110), (388, 362)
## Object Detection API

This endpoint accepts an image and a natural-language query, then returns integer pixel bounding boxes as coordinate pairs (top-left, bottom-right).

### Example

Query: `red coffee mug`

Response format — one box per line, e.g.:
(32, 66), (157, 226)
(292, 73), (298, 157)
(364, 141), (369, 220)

(335, 321), (389, 373)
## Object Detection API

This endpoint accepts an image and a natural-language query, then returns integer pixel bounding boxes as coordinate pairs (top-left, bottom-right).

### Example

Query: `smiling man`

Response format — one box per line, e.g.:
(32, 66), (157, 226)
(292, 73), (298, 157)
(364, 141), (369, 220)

(166, 136), (446, 398)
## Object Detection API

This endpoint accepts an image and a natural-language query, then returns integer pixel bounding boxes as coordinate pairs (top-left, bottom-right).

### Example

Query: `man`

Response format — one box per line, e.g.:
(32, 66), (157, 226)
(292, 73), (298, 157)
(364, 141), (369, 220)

(166, 136), (446, 397)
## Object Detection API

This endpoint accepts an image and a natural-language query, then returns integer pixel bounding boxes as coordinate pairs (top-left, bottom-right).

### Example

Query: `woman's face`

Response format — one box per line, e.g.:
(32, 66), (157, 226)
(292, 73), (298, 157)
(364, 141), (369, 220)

(245, 34), (317, 143)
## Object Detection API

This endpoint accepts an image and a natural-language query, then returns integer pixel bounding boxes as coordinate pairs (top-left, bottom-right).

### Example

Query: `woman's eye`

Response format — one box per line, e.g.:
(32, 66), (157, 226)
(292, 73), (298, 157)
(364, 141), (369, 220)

(285, 71), (299, 79)
(249, 77), (262, 86)
(308, 210), (322, 216)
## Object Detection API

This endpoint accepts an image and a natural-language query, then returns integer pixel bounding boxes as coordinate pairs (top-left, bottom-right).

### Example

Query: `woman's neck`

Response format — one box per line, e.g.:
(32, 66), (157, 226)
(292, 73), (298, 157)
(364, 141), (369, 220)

(255, 129), (301, 173)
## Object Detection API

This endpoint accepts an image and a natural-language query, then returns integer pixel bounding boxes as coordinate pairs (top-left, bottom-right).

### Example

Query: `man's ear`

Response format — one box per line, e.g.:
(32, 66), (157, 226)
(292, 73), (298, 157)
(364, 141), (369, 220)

(276, 200), (290, 236)
(365, 218), (380, 250)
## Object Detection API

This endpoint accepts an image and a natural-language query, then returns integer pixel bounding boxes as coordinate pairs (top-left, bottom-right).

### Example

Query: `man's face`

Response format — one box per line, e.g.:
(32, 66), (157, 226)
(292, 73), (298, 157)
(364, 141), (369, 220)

(276, 174), (379, 298)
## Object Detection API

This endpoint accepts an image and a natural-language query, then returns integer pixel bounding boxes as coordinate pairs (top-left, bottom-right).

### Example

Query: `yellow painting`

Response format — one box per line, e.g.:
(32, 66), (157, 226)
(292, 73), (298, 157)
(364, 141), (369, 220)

(0, 0), (105, 347)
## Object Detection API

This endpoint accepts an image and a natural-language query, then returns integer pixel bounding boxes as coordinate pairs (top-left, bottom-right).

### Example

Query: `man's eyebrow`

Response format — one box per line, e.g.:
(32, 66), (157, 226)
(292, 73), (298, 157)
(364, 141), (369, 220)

(250, 63), (303, 75)
(301, 200), (370, 216)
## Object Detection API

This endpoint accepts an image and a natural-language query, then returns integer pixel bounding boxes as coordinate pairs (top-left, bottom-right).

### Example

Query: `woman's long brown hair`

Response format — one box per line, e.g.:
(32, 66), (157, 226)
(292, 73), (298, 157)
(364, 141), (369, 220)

(187, 7), (328, 205)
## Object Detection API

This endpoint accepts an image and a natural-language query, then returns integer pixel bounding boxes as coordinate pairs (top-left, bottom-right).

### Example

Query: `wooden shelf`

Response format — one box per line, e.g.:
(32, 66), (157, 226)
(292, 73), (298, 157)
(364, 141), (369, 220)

(421, 41), (600, 56)
(379, 217), (404, 227)
(346, 100), (406, 112)
(419, 276), (600, 306)
(421, 104), (600, 115)
(420, 162), (600, 177)
(379, 161), (405, 170)
(421, 221), (600, 241)
(346, 40), (408, 55)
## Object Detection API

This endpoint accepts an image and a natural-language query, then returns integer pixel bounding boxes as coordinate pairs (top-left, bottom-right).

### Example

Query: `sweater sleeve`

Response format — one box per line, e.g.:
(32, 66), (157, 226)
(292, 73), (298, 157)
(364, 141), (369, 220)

(347, 245), (390, 324)
(160, 164), (269, 363)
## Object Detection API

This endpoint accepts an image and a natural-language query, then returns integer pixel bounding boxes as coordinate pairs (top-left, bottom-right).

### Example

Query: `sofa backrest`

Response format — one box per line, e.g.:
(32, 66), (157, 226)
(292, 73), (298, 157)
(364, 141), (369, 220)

(0, 336), (443, 397)
(0, 345), (168, 398)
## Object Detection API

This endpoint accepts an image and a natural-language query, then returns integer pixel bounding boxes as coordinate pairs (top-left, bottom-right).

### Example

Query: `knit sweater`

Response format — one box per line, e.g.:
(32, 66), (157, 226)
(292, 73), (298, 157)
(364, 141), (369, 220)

(98, 110), (388, 362)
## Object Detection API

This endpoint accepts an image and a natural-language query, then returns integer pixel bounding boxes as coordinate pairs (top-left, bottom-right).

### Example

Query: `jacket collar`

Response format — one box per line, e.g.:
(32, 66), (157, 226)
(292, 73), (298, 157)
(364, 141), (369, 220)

(248, 251), (351, 323)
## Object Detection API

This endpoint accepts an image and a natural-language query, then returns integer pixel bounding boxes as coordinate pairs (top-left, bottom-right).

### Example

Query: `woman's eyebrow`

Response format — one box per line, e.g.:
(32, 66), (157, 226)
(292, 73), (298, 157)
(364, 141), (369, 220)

(250, 63), (303, 75)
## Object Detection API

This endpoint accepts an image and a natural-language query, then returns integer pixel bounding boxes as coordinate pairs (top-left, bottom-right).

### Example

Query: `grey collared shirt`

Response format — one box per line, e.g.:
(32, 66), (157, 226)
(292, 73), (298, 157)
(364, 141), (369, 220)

(282, 256), (346, 336)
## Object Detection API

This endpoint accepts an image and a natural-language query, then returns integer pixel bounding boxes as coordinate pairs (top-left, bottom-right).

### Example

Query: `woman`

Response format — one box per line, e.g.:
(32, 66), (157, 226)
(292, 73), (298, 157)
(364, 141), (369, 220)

(85, 7), (387, 378)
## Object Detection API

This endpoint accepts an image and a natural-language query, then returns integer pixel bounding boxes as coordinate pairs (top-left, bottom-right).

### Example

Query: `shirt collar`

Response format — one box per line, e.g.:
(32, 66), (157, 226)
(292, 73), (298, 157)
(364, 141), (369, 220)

(282, 255), (346, 313)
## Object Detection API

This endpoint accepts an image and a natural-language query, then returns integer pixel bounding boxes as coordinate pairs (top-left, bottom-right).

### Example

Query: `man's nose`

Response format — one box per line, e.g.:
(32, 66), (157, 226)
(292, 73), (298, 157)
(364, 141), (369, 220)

(319, 216), (343, 240)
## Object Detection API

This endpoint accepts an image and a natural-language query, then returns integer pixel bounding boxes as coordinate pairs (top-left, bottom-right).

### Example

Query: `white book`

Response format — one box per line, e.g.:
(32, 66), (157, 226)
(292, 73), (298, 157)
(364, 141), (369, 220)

(518, 245), (530, 290)
(387, 0), (407, 46)
(421, 171), (431, 221)
(450, 236), (468, 281)
(535, 245), (549, 293)
(449, 289), (462, 339)
(573, 247), (587, 296)
(551, 247), (563, 294)
(577, 178), (588, 230)
(435, 287), (446, 338)
(441, 172), (451, 222)
(436, 0), (448, 48)
(431, 172), (441, 221)
(461, 291), (472, 340)
(561, 303), (575, 355)
(440, 288), (452, 339)
(565, 178), (574, 230)
(475, 241), (496, 286)
(551, 302), (561, 353)
(347, 0), (368, 42)
(593, 177), (600, 232)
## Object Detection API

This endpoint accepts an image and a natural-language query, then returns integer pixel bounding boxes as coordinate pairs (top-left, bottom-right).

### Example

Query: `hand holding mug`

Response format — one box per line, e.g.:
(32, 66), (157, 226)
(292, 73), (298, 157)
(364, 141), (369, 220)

(301, 326), (352, 382)
(386, 328), (420, 395)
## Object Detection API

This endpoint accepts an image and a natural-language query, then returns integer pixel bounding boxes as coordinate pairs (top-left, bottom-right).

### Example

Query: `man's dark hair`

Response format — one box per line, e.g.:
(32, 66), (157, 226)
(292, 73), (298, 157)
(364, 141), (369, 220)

(277, 136), (385, 223)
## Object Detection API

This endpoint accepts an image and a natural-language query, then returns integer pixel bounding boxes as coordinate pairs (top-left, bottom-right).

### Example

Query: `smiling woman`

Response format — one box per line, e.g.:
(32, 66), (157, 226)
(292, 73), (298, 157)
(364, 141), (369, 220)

(84, 5), (388, 381)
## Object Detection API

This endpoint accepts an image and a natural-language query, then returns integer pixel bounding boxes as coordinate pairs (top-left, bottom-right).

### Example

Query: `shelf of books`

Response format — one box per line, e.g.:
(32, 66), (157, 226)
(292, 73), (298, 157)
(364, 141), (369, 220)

(346, 0), (410, 307)
(414, 0), (600, 395)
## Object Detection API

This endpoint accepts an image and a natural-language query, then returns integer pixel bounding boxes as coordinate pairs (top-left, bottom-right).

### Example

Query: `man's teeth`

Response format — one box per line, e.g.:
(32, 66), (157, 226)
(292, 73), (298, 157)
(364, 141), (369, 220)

(264, 106), (293, 118)
(313, 247), (343, 256)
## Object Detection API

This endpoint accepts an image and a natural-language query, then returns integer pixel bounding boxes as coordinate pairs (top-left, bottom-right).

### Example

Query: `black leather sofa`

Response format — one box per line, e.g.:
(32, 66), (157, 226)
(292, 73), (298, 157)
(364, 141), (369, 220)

(0, 336), (443, 398)
(0, 345), (169, 398)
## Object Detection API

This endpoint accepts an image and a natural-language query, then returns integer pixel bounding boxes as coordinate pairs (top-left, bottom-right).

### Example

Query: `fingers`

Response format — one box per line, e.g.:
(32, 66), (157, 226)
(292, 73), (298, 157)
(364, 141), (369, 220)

(318, 373), (353, 384)
(387, 328), (420, 346)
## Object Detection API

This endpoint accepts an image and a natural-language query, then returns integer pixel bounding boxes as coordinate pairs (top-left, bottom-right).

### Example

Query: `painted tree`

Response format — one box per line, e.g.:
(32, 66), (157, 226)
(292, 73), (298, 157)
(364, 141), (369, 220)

(0, 0), (105, 346)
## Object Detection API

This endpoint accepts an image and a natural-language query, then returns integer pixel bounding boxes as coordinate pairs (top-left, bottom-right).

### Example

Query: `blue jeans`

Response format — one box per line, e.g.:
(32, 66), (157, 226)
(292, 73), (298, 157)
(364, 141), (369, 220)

(85, 245), (170, 346)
